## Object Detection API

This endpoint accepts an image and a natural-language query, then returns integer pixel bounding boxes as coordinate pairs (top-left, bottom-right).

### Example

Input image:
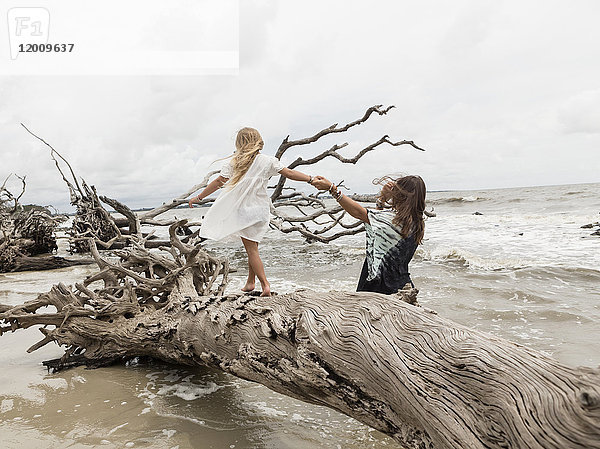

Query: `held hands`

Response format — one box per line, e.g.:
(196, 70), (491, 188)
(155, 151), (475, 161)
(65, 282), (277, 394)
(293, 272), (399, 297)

(310, 175), (332, 191)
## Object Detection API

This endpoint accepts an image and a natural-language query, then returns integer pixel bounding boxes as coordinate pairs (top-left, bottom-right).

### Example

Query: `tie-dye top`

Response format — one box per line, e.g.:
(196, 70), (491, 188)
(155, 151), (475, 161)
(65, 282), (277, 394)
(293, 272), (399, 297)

(357, 209), (418, 295)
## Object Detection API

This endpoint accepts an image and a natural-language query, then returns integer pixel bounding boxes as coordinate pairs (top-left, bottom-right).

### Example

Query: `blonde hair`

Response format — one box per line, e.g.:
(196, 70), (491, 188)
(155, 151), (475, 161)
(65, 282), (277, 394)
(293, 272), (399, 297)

(227, 127), (264, 188)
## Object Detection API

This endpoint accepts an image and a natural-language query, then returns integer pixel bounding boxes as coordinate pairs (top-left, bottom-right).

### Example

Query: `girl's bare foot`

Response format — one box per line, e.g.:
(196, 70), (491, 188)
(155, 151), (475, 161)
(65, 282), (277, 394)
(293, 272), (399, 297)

(259, 282), (271, 297)
(241, 283), (255, 293)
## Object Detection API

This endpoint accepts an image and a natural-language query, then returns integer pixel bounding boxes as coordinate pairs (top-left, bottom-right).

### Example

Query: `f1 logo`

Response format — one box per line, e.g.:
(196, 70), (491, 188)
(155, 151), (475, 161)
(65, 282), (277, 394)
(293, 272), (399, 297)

(7, 7), (50, 60)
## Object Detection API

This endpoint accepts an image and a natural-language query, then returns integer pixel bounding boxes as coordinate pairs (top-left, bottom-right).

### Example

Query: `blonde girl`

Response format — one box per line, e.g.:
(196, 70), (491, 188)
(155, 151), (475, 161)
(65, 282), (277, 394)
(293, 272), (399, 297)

(189, 127), (313, 296)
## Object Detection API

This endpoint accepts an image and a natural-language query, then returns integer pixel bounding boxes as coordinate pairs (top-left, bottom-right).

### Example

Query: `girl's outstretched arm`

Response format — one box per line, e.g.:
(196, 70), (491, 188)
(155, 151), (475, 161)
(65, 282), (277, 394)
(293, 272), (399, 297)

(278, 167), (313, 183)
(311, 176), (370, 224)
(188, 175), (229, 208)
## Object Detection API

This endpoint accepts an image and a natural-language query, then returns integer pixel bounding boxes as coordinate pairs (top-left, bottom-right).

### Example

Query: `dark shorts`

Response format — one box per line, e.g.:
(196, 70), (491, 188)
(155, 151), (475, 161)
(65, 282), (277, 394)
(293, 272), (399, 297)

(356, 259), (414, 295)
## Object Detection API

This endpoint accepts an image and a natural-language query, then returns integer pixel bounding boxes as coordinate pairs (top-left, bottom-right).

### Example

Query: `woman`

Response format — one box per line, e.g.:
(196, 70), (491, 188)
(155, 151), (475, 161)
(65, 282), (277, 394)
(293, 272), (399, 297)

(311, 175), (426, 294)
(188, 127), (314, 296)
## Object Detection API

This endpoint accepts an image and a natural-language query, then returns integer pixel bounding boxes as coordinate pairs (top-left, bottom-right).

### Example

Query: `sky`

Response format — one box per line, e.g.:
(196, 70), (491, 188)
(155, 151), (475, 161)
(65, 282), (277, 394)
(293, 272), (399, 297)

(1, 0), (599, 211)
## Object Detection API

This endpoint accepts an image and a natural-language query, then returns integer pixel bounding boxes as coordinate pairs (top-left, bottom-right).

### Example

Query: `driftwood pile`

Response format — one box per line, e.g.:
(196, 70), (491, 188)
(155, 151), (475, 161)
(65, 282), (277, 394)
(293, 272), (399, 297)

(0, 174), (79, 272)
(21, 124), (203, 253)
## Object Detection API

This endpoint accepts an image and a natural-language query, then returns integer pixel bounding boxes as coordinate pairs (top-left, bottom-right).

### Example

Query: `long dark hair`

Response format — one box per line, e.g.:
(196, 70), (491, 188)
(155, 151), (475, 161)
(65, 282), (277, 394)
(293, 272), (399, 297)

(374, 175), (426, 244)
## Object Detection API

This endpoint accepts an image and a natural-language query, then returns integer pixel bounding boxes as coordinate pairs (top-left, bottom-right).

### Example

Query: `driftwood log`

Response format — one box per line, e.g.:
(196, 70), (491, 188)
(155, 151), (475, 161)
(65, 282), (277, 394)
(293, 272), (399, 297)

(1, 222), (598, 448)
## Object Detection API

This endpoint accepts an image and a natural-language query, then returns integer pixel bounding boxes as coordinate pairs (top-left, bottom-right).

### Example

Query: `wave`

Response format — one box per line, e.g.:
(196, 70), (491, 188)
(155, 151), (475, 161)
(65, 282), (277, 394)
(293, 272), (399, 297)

(429, 196), (486, 205)
(476, 308), (591, 323)
(415, 247), (600, 277)
(517, 265), (600, 282)
(414, 247), (527, 270)
(139, 370), (224, 402)
(154, 381), (222, 401)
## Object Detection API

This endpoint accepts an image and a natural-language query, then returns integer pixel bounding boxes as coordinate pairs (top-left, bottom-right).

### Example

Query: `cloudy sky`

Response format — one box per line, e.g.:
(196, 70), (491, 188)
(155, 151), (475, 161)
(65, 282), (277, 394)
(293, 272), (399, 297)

(1, 0), (599, 211)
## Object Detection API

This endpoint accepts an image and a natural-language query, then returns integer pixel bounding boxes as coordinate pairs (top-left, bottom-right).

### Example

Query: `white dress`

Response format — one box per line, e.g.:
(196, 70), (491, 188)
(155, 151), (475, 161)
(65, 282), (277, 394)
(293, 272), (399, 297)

(199, 153), (285, 242)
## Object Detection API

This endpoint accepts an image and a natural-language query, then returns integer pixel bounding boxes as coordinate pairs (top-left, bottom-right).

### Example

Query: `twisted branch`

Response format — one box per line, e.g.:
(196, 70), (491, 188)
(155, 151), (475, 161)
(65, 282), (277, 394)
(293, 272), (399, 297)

(262, 105), (429, 242)
(0, 220), (229, 358)
(274, 104), (396, 157)
(270, 105), (423, 201)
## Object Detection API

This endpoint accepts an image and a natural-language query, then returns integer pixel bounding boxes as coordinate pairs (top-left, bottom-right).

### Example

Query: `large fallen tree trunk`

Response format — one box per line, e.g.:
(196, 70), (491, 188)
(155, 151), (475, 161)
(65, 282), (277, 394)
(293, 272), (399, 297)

(1, 222), (598, 448)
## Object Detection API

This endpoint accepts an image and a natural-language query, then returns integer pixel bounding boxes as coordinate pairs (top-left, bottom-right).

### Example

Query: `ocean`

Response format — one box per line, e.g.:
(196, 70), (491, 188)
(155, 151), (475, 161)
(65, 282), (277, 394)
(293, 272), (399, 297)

(1, 182), (599, 448)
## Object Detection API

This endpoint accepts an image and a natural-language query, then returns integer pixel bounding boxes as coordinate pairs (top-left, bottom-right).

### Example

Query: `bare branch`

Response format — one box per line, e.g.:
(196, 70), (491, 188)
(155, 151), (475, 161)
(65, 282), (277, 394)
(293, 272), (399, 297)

(13, 174), (27, 205)
(288, 135), (424, 170)
(139, 170), (219, 221)
(270, 106), (425, 201)
(21, 123), (84, 197)
(270, 217), (365, 243)
(0, 174), (11, 193)
(274, 104), (395, 158)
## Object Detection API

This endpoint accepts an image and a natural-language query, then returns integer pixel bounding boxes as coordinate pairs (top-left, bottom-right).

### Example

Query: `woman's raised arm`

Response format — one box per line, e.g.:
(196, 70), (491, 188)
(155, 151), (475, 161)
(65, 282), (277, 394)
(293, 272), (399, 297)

(311, 176), (369, 224)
